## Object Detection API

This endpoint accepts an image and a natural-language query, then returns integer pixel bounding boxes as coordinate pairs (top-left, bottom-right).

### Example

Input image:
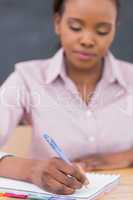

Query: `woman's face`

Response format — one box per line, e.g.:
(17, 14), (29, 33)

(54, 0), (117, 71)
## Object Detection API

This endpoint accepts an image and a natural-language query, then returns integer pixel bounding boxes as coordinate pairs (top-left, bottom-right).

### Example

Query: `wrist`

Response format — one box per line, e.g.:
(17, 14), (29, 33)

(0, 156), (36, 182)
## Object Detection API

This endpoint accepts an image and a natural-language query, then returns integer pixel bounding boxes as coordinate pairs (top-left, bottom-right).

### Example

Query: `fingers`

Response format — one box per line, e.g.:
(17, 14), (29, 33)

(42, 173), (75, 195)
(54, 158), (86, 185)
(29, 158), (87, 195)
(76, 164), (89, 185)
(49, 167), (82, 189)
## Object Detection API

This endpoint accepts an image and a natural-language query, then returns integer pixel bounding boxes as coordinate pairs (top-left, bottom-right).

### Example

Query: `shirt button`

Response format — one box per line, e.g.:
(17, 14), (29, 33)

(86, 110), (92, 117)
(89, 136), (95, 142)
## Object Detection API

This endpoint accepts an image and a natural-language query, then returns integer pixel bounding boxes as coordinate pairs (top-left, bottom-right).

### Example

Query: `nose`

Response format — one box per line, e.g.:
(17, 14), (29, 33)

(80, 31), (96, 48)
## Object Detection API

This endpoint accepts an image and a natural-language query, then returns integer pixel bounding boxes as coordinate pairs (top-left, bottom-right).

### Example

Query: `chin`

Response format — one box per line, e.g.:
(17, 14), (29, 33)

(73, 60), (97, 71)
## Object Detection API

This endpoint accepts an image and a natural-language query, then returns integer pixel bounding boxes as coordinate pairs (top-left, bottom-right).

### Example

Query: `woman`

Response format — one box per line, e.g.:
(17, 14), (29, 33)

(0, 0), (133, 195)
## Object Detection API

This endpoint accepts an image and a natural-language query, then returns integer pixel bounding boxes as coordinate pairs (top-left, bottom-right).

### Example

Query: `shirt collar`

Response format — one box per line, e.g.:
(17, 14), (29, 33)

(45, 48), (128, 92)
(45, 48), (66, 84)
(102, 51), (128, 91)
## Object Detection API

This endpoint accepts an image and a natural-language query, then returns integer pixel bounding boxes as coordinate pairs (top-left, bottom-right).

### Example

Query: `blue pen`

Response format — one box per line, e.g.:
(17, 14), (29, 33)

(43, 133), (89, 187)
(43, 133), (71, 164)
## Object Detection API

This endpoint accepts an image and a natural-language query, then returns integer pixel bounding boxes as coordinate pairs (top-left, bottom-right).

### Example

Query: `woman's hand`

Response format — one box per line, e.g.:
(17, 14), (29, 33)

(73, 150), (133, 172)
(28, 157), (86, 194)
(0, 156), (87, 195)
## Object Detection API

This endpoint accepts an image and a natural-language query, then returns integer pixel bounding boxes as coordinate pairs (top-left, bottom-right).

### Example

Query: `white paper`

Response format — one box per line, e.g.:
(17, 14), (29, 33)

(0, 173), (120, 199)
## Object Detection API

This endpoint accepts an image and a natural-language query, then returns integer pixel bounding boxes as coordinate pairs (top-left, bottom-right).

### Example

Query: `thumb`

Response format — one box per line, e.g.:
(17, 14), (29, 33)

(75, 163), (90, 185)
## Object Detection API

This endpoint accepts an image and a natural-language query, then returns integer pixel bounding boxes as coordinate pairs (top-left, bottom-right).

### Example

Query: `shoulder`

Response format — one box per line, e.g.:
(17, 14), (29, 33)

(116, 58), (133, 86)
(14, 58), (52, 85)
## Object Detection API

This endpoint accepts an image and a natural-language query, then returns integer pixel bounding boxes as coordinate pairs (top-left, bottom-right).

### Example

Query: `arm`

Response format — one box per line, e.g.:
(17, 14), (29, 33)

(0, 72), (31, 181)
(0, 155), (86, 194)
(73, 149), (133, 171)
(0, 72), (86, 194)
(0, 72), (26, 146)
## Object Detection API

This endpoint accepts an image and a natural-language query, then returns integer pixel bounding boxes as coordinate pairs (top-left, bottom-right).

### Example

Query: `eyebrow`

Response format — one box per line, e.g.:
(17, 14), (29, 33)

(96, 22), (113, 27)
(67, 17), (113, 26)
(67, 17), (85, 25)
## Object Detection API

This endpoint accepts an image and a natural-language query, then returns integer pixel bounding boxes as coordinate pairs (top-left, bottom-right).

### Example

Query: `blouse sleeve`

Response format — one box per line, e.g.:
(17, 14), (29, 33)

(0, 71), (30, 146)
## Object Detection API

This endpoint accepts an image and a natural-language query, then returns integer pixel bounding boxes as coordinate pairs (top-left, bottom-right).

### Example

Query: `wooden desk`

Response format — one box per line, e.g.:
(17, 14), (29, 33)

(102, 168), (133, 200)
(1, 168), (133, 200)
(0, 127), (133, 199)
(1, 126), (31, 157)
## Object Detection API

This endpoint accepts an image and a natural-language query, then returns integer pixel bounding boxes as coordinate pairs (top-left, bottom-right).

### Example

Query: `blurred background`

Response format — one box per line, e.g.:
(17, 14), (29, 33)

(0, 0), (132, 84)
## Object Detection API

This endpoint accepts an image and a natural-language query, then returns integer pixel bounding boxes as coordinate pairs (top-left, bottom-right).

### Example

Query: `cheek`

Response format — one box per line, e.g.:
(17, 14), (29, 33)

(98, 33), (115, 55)
(61, 33), (77, 48)
(98, 26), (116, 52)
(59, 26), (78, 47)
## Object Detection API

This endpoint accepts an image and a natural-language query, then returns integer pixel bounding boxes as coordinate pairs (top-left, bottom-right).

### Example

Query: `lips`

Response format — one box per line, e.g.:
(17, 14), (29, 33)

(73, 50), (97, 61)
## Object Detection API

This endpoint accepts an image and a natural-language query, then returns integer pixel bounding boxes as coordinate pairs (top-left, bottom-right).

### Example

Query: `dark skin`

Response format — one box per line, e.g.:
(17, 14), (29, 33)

(0, 0), (132, 196)
(73, 149), (133, 171)
(54, 0), (117, 104)
(0, 156), (86, 195)
(54, 0), (133, 171)
(28, 157), (85, 194)
(0, 0), (89, 195)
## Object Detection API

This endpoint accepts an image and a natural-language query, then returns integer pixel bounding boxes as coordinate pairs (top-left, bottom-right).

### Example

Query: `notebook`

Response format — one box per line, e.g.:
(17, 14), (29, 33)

(0, 173), (120, 199)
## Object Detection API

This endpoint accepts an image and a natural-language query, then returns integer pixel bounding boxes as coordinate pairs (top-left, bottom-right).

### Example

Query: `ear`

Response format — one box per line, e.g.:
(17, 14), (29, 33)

(54, 14), (62, 35)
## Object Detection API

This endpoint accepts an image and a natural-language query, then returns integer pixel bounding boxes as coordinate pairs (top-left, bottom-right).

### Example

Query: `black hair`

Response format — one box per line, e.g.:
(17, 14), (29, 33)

(53, 0), (120, 21)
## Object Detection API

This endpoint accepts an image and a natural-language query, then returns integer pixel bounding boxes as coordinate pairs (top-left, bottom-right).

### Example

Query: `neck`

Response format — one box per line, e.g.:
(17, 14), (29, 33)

(66, 60), (103, 89)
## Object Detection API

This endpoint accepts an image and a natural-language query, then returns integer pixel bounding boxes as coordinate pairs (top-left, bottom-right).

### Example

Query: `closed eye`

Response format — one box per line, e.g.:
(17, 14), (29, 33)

(69, 25), (82, 32)
(97, 31), (110, 36)
(96, 23), (112, 36)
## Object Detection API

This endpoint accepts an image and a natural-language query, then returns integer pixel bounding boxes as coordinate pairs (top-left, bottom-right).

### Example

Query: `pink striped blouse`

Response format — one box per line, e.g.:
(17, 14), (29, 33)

(0, 48), (133, 161)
